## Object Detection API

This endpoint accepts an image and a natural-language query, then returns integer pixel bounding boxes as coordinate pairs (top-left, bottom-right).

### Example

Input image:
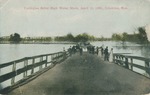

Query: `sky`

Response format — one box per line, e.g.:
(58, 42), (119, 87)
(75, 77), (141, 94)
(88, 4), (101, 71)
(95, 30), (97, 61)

(0, 0), (150, 39)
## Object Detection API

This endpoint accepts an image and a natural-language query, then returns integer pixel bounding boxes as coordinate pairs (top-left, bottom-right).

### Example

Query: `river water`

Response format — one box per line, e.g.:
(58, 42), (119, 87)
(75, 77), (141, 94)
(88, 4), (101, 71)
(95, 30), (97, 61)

(0, 41), (150, 89)
(1, 41), (150, 64)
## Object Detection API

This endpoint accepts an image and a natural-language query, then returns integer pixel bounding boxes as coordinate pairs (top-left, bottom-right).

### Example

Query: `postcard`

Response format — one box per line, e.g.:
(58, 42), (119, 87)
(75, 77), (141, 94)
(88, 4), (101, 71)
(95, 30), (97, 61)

(0, 0), (150, 95)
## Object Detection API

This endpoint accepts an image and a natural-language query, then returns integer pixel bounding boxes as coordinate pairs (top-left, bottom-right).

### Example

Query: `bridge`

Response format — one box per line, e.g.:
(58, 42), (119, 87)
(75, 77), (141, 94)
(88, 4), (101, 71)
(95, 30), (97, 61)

(0, 48), (150, 95)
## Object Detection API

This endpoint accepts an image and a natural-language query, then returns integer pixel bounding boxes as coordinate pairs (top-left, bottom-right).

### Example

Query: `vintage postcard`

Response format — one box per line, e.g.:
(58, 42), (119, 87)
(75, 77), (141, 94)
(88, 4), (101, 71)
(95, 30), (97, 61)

(0, 0), (150, 95)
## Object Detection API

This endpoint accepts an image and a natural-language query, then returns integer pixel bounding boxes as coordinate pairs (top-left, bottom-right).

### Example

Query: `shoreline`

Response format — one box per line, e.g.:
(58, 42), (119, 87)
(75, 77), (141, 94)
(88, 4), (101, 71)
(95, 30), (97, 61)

(0, 41), (76, 44)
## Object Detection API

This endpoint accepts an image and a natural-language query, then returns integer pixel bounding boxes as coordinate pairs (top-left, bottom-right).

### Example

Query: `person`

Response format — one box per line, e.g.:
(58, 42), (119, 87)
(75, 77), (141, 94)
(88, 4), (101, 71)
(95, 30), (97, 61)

(104, 46), (109, 61)
(80, 47), (83, 55)
(92, 46), (95, 54)
(101, 47), (104, 56)
(109, 48), (113, 62)
(87, 46), (92, 54)
(72, 46), (77, 54)
(96, 46), (99, 55)
(63, 47), (65, 52)
(68, 46), (72, 56)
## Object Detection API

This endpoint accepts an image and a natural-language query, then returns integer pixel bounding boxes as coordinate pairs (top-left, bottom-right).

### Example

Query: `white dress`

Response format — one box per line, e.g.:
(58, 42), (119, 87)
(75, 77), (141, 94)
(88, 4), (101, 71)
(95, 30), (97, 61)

(109, 49), (113, 62)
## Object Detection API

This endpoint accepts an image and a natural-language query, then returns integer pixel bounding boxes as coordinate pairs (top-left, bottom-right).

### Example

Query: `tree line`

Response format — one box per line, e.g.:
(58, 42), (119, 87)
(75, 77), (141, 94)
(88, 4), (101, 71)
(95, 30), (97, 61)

(54, 33), (100, 42)
(0, 27), (149, 44)
(0, 33), (110, 43)
(111, 27), (148, 44)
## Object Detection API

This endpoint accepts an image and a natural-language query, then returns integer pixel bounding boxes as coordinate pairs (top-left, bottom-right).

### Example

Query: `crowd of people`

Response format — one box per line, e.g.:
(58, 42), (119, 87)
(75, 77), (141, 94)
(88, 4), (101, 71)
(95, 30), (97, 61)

(87, 46), (111, 61)
(67, 45), (83, 56)
(66, 43), (112, 62)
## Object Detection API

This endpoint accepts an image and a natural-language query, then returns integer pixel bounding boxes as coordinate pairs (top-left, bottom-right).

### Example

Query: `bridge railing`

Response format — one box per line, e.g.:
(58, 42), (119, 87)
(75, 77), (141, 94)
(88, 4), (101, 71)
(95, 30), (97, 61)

(0, 51), (70, 93)
(113, 53), (150, 78)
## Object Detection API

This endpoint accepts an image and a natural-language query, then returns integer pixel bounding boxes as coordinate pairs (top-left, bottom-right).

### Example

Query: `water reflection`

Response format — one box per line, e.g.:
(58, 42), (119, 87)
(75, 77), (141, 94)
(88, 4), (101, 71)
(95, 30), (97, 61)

(0, 41), (150, 63)
(114, 44), (150, 58)
(0, 44), (72, 63)
(91, 41), (150, 58)
(141, 46), (150, 58)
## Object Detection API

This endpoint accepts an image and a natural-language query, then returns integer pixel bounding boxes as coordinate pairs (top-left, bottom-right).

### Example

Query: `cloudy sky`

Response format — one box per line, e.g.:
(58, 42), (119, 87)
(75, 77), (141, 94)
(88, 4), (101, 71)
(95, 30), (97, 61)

(0, 0), (150, 38)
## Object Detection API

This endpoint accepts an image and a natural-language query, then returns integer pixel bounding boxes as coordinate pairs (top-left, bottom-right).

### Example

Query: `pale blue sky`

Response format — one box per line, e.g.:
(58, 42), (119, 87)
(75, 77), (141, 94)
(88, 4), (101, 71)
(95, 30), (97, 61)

(1, 0), (150, 38)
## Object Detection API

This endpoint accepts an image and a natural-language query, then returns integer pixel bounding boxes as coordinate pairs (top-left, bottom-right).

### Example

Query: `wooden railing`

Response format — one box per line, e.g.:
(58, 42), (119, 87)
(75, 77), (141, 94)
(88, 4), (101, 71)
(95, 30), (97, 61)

(0, 51), (70, 94)
(113, 53), (150, 78)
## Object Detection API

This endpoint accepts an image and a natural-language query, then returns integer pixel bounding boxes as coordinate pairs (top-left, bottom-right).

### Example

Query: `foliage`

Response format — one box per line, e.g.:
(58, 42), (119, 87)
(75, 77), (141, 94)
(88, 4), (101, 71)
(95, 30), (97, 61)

(111, 33), (122, 41)
(2, 26), (149, 44)
(54, 36), (66, 41)
(23, 37), (52, 42)
(9, 33), (21, 43)
(137, 27), (148, 44)
(111, 27), (149, 44)
(66, 33), (74, 41)
(74, 33), (89, 42)
(54, 33), (97, 42)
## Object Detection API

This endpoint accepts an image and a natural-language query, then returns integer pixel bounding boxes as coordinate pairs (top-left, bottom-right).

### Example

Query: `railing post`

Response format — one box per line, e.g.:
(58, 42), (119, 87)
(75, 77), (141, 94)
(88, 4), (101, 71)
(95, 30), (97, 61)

(122, 57), (125, 65)
(51, 55), (53, 64)
(130, 58), (133, 70)
(11, 62), (16, 85)
(52, 54), (55, 62)
(56, 53), (59, 62)
(125, 57), (129, 69)
(119, 56), (122, 65)
(51, 55), (54, 61)
(24, 59), (28, 78)
(31, 58), (35, 74)
(57, 53), (59, 62)
(116, 56), (118, 65)
(39, 57), (43, 70)
(45, 56), (48, 67)
(145, 60), (150, 76)
(54, 54), (56, 62)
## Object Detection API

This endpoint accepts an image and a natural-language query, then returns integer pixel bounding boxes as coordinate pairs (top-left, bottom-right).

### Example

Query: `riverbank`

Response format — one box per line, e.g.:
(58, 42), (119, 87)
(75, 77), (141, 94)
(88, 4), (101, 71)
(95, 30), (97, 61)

(0, 41), (76, 44)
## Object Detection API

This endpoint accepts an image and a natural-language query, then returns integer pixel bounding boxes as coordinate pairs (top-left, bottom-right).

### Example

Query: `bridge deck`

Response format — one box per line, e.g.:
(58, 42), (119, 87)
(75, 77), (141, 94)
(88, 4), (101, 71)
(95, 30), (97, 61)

(8, 53), (150, 95)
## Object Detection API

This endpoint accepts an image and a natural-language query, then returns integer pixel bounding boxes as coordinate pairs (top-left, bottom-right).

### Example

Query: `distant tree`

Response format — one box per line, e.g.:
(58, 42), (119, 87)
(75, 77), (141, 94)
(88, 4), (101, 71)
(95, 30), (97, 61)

(88, 35), (95, 41)
(122, 32), (128, 41)
(74, 33), (89, 42)
(111, 33), (122, 41)
(9, 33), (21, 43)
(54, 33), (96, 42)
(54, 36), (66, 41)
(138, 27), (148, 44)
(110, 27), (149, 44)
(45, 37), (52, 41)
(0, 37), (3, 41)
(66, 33), (74, 41)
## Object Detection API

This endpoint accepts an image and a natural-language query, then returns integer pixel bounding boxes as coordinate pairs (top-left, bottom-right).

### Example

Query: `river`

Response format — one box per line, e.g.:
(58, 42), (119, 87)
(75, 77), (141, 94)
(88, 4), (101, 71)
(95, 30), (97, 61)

(1, 41), (150, 64)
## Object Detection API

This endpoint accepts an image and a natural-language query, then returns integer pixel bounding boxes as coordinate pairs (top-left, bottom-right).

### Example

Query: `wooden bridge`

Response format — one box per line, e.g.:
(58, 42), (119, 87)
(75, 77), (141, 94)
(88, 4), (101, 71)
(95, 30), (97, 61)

(0, 50), (150, 95)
